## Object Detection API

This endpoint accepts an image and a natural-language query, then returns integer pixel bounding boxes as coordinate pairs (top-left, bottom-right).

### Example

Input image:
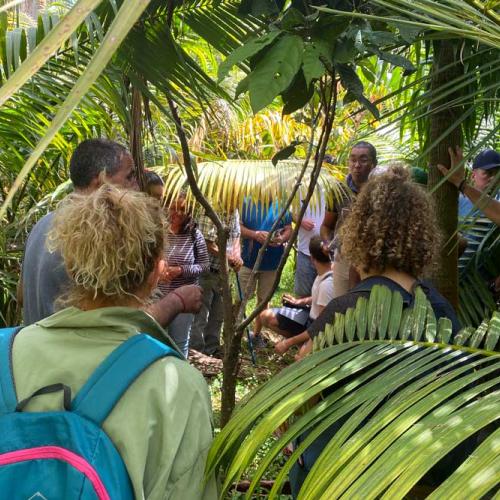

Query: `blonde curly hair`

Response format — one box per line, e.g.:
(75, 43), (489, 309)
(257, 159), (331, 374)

(338, 165), (440, 278)
(48, 184), (165, 307)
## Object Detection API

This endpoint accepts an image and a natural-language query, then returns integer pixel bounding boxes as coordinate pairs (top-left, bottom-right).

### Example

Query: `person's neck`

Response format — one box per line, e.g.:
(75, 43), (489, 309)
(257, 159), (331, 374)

(316, 262), (332, 276)
(169, 223), (182, 234)
(359, 267), (416, 294)
(348, 175), (366, 191)
(79, 295), (142, 311)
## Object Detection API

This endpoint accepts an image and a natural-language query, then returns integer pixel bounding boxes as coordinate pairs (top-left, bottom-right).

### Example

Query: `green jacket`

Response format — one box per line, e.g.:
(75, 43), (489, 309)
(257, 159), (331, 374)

(12, 306), (217, 500)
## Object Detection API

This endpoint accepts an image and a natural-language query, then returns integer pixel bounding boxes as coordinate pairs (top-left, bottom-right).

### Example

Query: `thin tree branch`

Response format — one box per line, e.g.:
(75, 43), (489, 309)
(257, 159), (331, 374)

(237, 76), (338, 332)
(165, 94), (234, 331)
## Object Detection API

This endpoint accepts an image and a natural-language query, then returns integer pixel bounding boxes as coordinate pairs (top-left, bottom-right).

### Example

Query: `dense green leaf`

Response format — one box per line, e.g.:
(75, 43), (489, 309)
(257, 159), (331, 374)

(333, 37), (356, 64)
(280, 7), (305, 29)
(302, 38), (332, 86)
(281, 70), (314, 115)
(376, 49), (416, 73)
(248, 34), (304, 113)
(217, 29), (282, 82)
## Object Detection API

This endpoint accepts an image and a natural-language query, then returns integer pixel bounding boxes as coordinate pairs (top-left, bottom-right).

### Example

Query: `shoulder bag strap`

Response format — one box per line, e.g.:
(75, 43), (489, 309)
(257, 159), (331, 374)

(0, 326), (23, 415)
(72, 334), (181, 426)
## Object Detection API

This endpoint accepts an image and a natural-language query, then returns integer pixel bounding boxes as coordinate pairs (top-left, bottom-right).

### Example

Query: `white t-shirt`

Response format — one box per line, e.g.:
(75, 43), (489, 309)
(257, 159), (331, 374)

(310, 271), (334, 319)
(298, 191), (326, 256)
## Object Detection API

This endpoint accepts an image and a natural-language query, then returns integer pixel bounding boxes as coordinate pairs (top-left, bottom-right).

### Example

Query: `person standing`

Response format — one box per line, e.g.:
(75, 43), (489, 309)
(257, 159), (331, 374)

(294, 190), (326, 298)
(19, 139), (138, 325)
(159, 194), (209, 357)
(239, 199), (292, 346)
(438, 146), (500, 226)
(7, 185), (216, 499)
(457, 148), (500, 217)
(190, 210), (243, 357)
(320, 141), (377, 297)
(18, 140), (202, 329)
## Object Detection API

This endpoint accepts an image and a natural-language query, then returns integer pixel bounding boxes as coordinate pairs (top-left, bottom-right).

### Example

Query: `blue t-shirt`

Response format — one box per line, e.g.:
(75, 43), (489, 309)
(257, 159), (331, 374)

(241, 200), (292, 271)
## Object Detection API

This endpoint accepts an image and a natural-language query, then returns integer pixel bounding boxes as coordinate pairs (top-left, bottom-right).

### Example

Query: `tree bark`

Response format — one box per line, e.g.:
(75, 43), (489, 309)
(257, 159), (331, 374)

(428, 40), (463, 309)
(130, 87), (146, 190)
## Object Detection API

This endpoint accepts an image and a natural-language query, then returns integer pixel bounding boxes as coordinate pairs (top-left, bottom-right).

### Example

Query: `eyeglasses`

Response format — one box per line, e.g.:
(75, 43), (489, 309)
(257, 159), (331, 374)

(349, 156), (372, 166)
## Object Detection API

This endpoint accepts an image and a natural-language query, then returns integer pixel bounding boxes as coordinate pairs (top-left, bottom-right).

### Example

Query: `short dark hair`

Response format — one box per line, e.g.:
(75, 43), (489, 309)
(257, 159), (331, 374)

(145, 170), (164, 188)
(309, 235), (330, 263)
(352, 141), (377, 165)
(69, 139), (128, 188)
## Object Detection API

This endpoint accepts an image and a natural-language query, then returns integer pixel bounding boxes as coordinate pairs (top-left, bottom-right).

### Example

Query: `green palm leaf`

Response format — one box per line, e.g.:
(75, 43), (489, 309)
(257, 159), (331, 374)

(0, 0), (103, 107)
(207, 285), (500, 499)
(0, 0), (156, 221)
(158, 159), (348, 214)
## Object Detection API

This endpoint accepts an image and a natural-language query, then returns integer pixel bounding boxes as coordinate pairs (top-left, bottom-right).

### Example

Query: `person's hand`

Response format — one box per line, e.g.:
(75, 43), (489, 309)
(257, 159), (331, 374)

(282, 293), (298, 306)
(437, 146), (464, 188)
(270, 229), (287, 247)
(171, 285), (203, 314)
(166, 266), (182, 280)
(300, 218), (315, 231)
(254, 230), (269, 244)
(159, 261), (170, 282)
(295, 339), (313, 361)
(229, 255), (243, 272)
(275, 340), (290, 355)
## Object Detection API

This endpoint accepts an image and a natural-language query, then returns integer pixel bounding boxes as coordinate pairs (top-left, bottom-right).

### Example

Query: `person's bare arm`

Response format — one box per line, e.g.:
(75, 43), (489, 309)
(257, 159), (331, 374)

(205, 240), (219, 256)
(228, 237), (243, 271)
(295, 338), (313, 361)
(320, 210), (337, 241)
(438, 146), (500, 225)
(282, 293), (312, 307)
(274, 331), (310, 355)
(460, 184), (500, 225)
(145, 285), (202, 328)
(240, 223), (268, 244)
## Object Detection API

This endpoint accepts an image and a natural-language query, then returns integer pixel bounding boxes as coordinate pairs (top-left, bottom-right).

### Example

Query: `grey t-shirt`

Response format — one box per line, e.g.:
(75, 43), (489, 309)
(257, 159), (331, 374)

(21, 212), (69, 325)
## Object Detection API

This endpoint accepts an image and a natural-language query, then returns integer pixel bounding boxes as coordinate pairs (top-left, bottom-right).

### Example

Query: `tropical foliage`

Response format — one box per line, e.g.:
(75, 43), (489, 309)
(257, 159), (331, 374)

(207, 285), (500, 498)
(0, 0), (498, 494)
(458, 216), (500, 327)
(158, 159), (348, 214)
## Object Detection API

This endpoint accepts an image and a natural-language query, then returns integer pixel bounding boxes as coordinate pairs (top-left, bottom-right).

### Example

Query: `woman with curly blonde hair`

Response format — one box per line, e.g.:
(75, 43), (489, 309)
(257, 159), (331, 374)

(5, 185), (216, 499)
(276, 166), (460, 359)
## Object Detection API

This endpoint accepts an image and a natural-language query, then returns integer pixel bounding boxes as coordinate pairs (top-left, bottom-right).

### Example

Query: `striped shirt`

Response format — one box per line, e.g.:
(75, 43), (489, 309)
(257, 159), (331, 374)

(158, 229), (209, 296)
(197, 210), (241, 271)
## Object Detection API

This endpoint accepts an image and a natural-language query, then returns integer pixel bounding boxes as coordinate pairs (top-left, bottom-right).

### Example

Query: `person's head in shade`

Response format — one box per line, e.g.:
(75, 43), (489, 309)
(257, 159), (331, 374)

(471, 149), (500, 191)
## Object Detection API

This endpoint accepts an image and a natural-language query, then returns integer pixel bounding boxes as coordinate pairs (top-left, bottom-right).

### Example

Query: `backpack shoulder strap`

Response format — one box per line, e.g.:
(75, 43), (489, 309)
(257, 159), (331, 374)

(72, 334), (181, 426)
(0, 327), (23, 415)
(318, 271), (333, 284)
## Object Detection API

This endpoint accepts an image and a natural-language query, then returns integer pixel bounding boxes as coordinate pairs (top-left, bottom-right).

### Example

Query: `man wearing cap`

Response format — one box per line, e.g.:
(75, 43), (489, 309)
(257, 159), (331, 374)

(438, 147), (500, 226)
(455, 149), (500, 272)
(458, 149), (500, 218)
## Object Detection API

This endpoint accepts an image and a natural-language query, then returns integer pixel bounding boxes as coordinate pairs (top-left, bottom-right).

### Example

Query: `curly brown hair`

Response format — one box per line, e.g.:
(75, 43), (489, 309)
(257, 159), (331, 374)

(47, 184), (165, 306)
(338, 165), (440, 278)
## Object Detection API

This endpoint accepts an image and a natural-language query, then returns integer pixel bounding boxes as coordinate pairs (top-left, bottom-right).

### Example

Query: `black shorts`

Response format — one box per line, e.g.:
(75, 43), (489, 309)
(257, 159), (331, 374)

(274, 306), (313, 336)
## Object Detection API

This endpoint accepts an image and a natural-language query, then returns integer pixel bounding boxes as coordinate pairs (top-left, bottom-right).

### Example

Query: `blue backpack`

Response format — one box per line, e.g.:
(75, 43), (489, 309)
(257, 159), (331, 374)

(0, 327), (181, 499)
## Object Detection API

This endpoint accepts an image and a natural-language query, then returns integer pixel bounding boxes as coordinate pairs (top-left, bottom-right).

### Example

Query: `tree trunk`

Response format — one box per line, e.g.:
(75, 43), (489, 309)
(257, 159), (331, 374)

(428, 40), (463, 309)
(130, 87), (145, 190)
(220, 325), (243, 427)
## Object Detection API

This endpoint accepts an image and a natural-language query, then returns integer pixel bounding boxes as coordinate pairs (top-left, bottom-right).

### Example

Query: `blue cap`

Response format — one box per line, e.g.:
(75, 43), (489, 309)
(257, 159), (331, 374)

(472, 149), (500, 170)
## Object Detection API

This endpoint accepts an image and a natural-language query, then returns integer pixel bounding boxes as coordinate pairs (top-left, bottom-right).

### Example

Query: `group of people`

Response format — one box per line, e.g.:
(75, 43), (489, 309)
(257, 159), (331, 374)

(2, 136), (499, 498)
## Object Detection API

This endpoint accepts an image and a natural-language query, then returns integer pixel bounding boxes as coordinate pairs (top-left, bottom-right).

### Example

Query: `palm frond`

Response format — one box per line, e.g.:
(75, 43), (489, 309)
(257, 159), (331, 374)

(158, 159), (348, 214)
(207, 285), (500, 499)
